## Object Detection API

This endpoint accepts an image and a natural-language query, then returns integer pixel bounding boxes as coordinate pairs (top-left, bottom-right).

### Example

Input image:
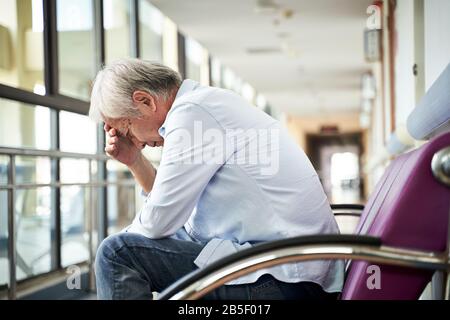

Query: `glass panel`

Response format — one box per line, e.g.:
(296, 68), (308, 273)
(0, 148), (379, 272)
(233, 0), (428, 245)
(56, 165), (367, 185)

(60, 158), (90, 184)
(0, 191), (7, 286)
(104, 0), (131, 63)
(91, 160), (99, 182)
(107, 160), (135, 234)
(15, 156), (51, 185)
(107, 185), (135, 235)
(233, 76), (243, 94)
(185, 37), (202, 82)
(211, 58), (222, 87)
(61, 186), (89, 266)
(241, 83), (255, 104)
(139, 0), (163, 62)
(57, 0), (96, 101)
(162, 17), (178, 71)
(106, 160), (129, 182)
(223, 68), (236, 91)
(16, 187), (52, 280)
(0, 98), (51, 150)
(59, 111), (97, 154)
(0, 156), (8, 185)
(256, 94), (267, 111)
(0, 0), (45, 93)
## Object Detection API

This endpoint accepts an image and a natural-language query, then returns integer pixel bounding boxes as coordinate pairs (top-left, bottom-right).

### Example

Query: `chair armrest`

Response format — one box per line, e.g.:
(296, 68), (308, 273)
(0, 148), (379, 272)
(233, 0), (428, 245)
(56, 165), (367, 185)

(158, 234), (447, 300)
(331, 204), (364, 217)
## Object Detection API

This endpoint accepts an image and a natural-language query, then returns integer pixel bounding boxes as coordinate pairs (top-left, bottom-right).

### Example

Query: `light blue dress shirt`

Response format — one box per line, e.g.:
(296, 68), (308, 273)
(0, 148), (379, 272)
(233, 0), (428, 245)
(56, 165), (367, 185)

(126, 80), (344, 292)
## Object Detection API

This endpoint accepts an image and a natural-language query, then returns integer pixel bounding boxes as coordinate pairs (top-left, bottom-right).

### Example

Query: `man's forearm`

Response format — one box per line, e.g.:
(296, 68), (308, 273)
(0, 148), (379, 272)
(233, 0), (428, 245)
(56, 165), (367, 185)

(129, 153), (156, 194)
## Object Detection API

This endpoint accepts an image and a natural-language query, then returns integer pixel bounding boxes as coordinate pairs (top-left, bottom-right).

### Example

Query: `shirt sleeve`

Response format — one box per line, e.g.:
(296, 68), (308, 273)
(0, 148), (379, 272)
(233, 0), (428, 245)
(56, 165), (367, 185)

(128, 104), (233, 238)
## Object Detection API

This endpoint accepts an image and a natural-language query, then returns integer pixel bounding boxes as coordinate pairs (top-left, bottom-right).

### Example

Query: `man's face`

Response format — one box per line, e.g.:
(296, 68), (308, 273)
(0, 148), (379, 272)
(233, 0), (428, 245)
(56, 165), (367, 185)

(107, 115), (164, 150)
(106, 90), (170, 149)
(128, 116), (165, 148)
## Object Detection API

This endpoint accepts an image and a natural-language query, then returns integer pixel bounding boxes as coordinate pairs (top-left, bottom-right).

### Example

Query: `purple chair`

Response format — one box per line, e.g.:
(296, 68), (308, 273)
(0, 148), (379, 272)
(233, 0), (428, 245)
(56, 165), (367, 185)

(341, 131), (450, 299)
(156, 132), (450, 300)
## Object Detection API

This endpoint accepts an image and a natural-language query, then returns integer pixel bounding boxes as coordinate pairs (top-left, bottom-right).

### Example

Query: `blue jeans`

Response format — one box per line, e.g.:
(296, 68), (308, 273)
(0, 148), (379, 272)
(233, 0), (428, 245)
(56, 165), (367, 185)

(95, 232), (338, 300)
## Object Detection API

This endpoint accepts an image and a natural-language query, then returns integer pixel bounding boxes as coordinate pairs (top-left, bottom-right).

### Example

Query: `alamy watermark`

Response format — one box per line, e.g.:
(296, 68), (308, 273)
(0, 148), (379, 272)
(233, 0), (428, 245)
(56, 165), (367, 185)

(366, 264), (381, 290)
(66, 265), (81, 290)
(366, 4), (381, 30)
(164, 121), (280, 176)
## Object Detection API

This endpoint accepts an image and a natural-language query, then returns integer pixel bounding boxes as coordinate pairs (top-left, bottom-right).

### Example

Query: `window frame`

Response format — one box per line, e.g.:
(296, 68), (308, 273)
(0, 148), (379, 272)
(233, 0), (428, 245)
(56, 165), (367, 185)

(0, 0), (162, 300)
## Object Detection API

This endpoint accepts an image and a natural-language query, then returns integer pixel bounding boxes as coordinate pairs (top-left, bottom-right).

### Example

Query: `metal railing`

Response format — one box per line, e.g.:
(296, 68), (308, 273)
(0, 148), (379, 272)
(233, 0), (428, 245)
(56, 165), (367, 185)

(0, 146), (135, 299)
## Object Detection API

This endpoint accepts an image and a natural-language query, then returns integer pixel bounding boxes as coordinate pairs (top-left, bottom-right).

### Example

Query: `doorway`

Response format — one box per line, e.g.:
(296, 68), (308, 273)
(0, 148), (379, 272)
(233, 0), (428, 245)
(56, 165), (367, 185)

(306, 132), (364, 204)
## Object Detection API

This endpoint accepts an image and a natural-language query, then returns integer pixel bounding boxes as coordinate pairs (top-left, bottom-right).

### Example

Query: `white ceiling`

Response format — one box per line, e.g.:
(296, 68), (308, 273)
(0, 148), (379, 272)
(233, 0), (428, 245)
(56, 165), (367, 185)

(151, 0), (373, 116)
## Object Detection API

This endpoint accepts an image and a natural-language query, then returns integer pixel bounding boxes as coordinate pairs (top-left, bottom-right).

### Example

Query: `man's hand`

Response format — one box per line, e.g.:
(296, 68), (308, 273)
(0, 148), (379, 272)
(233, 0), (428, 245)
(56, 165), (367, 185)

(104, 123), (157, 194)
(104, 123), (141, 167)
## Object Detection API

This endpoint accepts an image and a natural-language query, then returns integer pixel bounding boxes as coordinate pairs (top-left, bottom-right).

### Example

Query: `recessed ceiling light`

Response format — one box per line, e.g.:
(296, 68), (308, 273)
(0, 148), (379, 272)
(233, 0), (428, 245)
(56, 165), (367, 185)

(246, 47), (282, 54)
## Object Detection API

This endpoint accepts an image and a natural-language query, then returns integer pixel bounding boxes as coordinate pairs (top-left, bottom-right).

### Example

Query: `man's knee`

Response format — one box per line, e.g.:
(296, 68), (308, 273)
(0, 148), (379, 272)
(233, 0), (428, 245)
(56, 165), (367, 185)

(95, 232), (155, 266)
(95, 233), (132, 276)
(97, 234), (122, 259)
(95, 233), (148, 299)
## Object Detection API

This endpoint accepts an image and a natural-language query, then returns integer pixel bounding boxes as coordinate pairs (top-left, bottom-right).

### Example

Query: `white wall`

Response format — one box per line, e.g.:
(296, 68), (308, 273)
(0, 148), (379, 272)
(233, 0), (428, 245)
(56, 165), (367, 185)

(394, 0), (416, 127)
(424, 0), (450, 90)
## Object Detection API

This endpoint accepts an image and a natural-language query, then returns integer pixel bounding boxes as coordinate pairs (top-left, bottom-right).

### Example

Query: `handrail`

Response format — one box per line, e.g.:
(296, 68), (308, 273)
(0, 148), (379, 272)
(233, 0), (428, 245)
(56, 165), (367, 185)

(0, 180), (136, 190)
(0, 146), (109, 160)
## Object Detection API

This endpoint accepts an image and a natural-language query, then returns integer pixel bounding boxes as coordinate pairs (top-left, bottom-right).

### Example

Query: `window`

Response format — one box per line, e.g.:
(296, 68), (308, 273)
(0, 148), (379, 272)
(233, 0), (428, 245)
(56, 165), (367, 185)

(16, 187), (53, 280)
(0, 156), (8, 185)
(60, 158), (90, 184)
(256, 94), (267, 111)
(16, 156), (51, 185)
(223, 67), (236, 91)
(0, 98), (52, 150)
(104, 0), (131, 63)
(107, 160), (136, 235)
(139, 0), (163, 62)
(61, 186), (89, 267)
(14, 156), (53, 281)
(185, 37), (202, 82)
(211, 58), (222, 87)
(162, 17), (179, 72)
(0, 0), (158, 298)
(185, 37), (210, 85)
(0, 189), (7, 287)
(241, 83), (256, 104)
(0, 0), (45, 93)
(59, 111), (97, 154)
(57, 0), (96, 101)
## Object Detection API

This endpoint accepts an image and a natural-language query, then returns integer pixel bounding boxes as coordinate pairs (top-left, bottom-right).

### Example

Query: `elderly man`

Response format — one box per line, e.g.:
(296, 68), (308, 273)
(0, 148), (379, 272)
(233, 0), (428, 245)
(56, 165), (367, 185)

(91, 58), (343, 300)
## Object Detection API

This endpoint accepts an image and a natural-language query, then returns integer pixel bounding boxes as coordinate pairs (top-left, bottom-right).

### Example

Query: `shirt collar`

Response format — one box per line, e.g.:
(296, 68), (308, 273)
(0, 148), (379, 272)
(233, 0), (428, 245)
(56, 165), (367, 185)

(158, 79), (200, 138)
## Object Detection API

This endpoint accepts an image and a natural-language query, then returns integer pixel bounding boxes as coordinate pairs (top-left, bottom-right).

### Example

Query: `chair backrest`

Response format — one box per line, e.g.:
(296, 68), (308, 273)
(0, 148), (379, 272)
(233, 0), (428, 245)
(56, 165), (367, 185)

(341, 131), (450, 299)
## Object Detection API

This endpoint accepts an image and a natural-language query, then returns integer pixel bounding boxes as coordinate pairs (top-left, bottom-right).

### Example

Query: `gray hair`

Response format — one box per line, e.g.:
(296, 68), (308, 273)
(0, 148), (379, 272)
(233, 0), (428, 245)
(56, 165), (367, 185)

(89, 58), (182, 122)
